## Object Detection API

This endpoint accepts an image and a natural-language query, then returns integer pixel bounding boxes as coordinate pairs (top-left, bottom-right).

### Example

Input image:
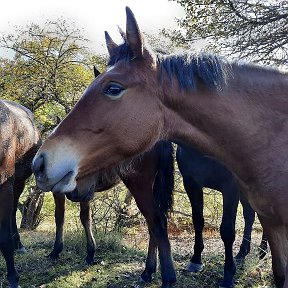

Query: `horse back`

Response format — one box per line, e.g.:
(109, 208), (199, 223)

(0, 100), (40, 182)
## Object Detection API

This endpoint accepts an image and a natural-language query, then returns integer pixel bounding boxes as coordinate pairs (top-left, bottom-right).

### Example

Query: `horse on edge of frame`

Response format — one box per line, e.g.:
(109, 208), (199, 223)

(32, 6), (288, 288)
(0, 100), (40, 288)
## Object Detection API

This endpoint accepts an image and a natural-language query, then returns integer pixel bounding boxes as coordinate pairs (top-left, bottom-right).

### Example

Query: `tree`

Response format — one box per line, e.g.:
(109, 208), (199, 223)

(144, 32), (188, 54)
(18, 185), (44, 230)
(0, 20), (107, 230)
(168, 0), (288, 66)
(0, 19), (106, 133)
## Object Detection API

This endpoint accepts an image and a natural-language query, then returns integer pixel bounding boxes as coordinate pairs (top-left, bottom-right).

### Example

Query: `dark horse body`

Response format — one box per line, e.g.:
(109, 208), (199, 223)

(0, 100), (40, 288)
(176, 144), (267, 286)
(33, 7), (288, 288)
(48, 141), (266, 288)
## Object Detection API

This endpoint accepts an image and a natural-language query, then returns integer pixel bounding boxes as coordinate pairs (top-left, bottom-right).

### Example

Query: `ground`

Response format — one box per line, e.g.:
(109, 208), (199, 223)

(0, 187), (276, 288)
(0, 218), (274, 288)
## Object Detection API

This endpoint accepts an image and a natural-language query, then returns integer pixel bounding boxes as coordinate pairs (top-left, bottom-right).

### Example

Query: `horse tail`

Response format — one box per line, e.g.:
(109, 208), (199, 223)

(153, 140), (174, 216)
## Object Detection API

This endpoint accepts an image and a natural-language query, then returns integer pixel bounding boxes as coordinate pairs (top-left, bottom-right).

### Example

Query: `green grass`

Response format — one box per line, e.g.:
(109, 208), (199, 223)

(0, 191), (274, 288)
(0, 224), (274, 288)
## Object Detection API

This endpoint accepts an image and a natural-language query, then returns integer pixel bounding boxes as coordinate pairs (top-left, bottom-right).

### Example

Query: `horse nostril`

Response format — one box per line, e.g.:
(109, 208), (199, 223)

(33, 154), (45, 175)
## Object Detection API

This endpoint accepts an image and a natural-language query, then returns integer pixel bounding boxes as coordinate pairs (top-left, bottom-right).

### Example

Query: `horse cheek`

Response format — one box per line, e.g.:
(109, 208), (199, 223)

(121, 108), (162, 156)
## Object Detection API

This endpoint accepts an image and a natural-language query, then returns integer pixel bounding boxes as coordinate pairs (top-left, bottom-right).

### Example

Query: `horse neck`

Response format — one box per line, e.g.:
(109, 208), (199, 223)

(160, 68), (288, 186)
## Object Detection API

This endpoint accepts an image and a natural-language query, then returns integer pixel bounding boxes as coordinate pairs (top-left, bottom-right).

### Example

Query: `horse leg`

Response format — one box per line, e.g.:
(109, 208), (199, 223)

(218, 184), (238, 288)
(235, 192), (254, 262)
(284, 254), (288, 288)
(258, 216), (287, 288)
(123, 179), (176, 288)
(183, 176), (204, 273)
(140, 229), (158, 283)
(12, 180), (26, 253)
(143, 209), (175, 288)
(258, 231), (268, 259)
(236, 193), (268, 260)
(0, 180), (19, 288)
(47, 193), (65, 260)
(79, 201), (96, 265)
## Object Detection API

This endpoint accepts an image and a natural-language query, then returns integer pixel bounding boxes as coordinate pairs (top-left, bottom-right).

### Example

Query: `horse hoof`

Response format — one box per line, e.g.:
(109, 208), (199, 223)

(16, 247), (27, 254)
(161, 283), (175, 288)
(234, 256), (244, 267)
(85, 257), (95, 265)
(85, 260), (95, 265)
(47, 252), (59, 261)
(219, 279), (234, 288)
(139, 274), (152, 283)
(140, 269), (155, 283)
(8, 281), (21, 288)
(187, 262), (204, 273)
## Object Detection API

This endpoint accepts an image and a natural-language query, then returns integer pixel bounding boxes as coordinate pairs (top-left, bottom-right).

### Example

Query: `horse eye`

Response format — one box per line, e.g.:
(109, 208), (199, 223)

(104, 83), (125, 99)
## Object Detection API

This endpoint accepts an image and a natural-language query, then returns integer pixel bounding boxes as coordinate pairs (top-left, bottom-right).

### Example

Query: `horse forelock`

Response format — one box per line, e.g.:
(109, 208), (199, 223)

(107, 40), (134, 66)
(157, 53), (231, 91)
(107, 37), (155, 67)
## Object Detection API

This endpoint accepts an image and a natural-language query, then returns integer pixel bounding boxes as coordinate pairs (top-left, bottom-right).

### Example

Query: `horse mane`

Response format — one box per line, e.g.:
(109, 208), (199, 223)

(107, 35), (231, 91)
(157, 53), (231, 91)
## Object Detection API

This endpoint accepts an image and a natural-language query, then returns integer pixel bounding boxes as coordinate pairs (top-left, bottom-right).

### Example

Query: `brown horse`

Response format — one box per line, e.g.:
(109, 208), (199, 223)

(0, 100), (40, 288)
(45, 69), (267, 288)
(33, 7), (288, 288)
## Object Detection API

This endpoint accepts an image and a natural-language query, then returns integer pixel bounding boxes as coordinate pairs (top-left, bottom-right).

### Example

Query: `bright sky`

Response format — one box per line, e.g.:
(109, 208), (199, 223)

(0, 0), (184, 55)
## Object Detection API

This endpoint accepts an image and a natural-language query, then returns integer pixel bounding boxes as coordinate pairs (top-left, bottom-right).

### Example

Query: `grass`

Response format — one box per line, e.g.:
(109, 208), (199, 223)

(0, 223), (274, 288)
(0, 190), (275, 288)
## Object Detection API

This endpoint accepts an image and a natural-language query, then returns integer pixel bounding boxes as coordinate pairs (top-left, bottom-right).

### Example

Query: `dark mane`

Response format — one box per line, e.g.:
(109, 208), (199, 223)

(107, 39), (134, 66)
(107, 37), (230, 91)
(158, 53), (231, 91)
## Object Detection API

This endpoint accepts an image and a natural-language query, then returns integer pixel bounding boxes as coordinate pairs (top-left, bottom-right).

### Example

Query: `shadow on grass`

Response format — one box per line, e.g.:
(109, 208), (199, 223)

(0, 229), (147, 288)
(0, 229), (275, 288)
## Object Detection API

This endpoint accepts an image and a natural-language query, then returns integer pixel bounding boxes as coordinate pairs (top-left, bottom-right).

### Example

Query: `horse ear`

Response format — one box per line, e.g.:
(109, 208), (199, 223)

(105, 31), (118, 58)
(117, 25), (126, 40)
(125, 6), (143, 58)
(93, 66), (100, 78)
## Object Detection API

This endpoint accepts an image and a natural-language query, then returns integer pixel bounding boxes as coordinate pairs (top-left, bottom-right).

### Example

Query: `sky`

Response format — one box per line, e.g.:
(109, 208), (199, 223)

(0, 0), (185, 55)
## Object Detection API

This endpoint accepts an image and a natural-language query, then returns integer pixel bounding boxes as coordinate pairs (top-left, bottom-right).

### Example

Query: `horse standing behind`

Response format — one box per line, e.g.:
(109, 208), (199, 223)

(32, 7), (288, 288)
(0, 100), (40, 288)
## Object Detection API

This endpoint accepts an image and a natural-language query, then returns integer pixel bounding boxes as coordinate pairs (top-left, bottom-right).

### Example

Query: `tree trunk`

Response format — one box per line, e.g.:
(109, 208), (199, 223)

(18, 186), (44, 230)
(114, 191), (138, 228)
